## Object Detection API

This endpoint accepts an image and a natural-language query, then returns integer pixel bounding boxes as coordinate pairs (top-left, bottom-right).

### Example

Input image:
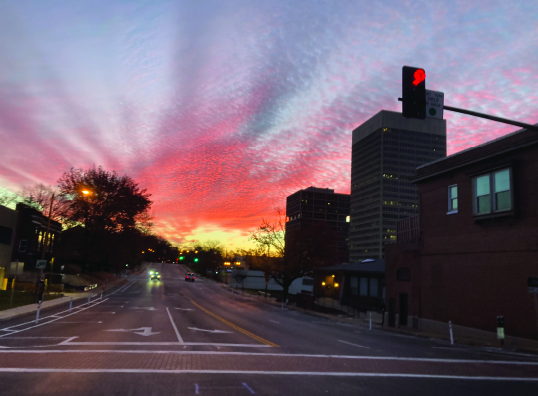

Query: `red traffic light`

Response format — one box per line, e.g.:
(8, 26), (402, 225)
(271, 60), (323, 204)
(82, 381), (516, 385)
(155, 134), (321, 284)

(413, 69), (425, 86)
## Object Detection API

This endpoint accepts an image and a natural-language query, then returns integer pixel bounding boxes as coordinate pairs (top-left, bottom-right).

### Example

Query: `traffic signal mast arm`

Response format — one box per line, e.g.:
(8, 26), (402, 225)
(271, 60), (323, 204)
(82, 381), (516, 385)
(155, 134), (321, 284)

(398, 98), (538, 132)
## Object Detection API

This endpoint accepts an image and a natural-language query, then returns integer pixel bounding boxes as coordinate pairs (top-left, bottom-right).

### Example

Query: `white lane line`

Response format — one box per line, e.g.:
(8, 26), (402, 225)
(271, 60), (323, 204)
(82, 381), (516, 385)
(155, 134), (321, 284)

(243, 383), (256, 394)
(54, 341), (272, 347)
(1, 350), (536, 365)
(337, 339), (370, 349)
(59, 337), (79, 345)
(55, 321), (103, 324)
(166, 307), (184, 344)
(0, 369), (536, 380)
(75, 312), (115, 315)
(0, 336), (70, 339)
(268, 320), (280, 324)
(0, 299), (109, 338)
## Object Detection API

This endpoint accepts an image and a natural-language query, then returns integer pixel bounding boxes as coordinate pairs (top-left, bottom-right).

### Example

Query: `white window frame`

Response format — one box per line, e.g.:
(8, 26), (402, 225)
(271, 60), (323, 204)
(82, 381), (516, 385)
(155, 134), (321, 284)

(473, 168), (513, 216)
(447, 184), (458, 214)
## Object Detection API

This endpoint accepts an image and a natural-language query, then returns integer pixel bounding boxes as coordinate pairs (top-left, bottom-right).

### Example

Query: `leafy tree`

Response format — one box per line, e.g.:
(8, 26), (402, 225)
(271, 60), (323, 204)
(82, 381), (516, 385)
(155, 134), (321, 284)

(250, 208), (337, 302)
(55, 165), (153, 271)
(57, 165), (152, 233)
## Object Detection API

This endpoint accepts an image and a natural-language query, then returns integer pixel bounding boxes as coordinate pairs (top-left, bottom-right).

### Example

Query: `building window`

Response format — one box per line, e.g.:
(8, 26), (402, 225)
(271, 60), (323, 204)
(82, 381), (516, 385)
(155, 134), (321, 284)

(19, 239), (27, 253)
(473, 168), (512, 215)
(350, 277), (358, 296)
(369, 278), (378, 297)
(359, 277), (368, 296)
(0, 225), (13, 245)
(397, 267), (411, 282)
(447, 185), (458, 213)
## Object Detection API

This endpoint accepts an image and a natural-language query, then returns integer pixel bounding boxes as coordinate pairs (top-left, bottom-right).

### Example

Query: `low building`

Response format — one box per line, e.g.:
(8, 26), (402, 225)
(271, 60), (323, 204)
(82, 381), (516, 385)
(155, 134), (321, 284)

(11, 203), (62, 276)
(385, 126), (538, 339)
(313, 259), (385, 313)
(0, 205), (18, 288)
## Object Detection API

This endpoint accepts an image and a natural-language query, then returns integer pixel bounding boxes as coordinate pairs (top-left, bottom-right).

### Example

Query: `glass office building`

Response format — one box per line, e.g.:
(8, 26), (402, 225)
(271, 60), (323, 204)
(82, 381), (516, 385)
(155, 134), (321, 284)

(350, 110), (446, 262)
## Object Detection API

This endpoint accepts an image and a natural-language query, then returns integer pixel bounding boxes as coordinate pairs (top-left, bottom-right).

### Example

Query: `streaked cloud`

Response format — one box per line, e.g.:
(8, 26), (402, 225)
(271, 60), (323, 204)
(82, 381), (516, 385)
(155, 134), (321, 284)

(0, 0), (536, 247)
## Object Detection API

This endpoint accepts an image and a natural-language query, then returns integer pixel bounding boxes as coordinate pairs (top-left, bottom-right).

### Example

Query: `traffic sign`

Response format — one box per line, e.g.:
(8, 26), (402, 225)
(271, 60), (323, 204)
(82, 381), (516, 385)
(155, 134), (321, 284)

(426, 90), (444, 119)
(528, 277), (538, 293)
(36, 260), (47, 269)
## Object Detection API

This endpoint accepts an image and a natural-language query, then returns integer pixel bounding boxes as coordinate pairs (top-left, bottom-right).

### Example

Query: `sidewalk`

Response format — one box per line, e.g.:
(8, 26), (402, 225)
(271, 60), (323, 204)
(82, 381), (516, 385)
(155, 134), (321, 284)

(0, 291), (99, 321)
(0, 276), (128, 321)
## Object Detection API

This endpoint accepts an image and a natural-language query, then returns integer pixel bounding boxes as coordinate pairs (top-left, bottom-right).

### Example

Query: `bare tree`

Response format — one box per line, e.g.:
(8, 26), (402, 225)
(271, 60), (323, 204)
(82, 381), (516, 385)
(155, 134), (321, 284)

(18, 184), (71, 222)
(250, 208), (337, 303)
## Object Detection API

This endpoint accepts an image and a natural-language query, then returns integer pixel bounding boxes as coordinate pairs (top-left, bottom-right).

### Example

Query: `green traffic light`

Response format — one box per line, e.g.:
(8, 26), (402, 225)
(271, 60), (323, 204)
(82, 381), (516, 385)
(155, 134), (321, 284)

(179, 256), (184, 260)
(194, 258), (199, 262)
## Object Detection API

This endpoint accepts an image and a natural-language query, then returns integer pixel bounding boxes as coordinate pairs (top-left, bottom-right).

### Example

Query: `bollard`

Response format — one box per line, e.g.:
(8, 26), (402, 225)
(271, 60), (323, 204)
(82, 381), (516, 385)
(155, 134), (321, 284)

(449, 321), (454, 345)
(88, 295), (91, 303)
(10, 278), (16, 308)
(69, 297), (73, 312)
(497, 316), (505, 346)
(100, 291), (103, 300)
(369, 312), (372, 330)
(36, 301), (42, 323)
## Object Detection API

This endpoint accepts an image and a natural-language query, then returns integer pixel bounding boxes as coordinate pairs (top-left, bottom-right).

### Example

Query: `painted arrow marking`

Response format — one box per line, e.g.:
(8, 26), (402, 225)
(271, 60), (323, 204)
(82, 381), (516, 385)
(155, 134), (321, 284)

(106, 327), (161, 336)
(187, 327), (232, 334)
(130, 307), (156, 311)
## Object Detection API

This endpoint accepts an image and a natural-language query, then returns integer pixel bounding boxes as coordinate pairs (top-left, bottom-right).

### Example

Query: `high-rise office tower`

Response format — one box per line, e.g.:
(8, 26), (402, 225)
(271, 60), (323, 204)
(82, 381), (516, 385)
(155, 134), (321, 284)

(286, 187), (350, 264)
(349, 110), (446, 262)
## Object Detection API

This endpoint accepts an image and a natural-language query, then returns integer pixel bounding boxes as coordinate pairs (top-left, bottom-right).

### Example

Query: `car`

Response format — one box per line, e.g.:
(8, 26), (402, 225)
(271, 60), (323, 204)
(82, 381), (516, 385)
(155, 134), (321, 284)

(150, 271), (161, 280)
(185, 273), (195, 282)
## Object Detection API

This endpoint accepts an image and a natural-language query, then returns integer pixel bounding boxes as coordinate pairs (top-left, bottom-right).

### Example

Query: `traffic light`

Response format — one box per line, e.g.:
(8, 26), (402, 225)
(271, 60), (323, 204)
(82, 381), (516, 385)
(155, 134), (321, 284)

(402, 66), (426, 119)
(194, 258), (199, 262)
(179, 256), (184, 261)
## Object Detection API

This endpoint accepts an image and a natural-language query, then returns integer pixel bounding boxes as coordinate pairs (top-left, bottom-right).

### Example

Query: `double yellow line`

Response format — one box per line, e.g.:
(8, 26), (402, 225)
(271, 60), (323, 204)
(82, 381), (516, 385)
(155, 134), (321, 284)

(189, 299), (279, 347)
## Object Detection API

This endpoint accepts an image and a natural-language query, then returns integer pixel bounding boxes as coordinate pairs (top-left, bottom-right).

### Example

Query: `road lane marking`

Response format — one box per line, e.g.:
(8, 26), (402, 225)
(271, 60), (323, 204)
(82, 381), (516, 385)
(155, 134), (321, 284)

(189, 299), (279, 347)
(268, 320), (280, 324)
(337, 340), (370, 349)
(107, 327), (160, 336)
(174, 308), (193, 311)
(55, 321), (103, 324)
(243, 383), (256, 394)
(53, 341), (272, 347)
(166, 307), (184, 344)
(188, 327), (233, 334)
(0, 368), (536, 380)
(0, 299), (109, 338)
(1, 350), (537, 364)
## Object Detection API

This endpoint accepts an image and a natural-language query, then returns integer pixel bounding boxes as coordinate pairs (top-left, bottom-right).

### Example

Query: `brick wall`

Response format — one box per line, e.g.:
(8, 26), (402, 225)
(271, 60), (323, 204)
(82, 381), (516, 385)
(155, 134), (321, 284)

(386, 133), (538, 339)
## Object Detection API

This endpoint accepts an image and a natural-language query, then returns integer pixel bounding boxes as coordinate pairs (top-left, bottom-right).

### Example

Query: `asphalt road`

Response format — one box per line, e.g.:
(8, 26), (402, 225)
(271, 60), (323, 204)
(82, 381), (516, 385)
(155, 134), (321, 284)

(1, 263), (537, 395)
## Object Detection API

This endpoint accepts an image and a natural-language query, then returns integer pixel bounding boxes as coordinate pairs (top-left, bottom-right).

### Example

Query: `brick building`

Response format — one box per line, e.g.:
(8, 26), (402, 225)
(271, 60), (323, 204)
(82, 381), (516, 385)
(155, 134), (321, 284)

(385, 126), (538, 339)
(286, 187), (350, 264)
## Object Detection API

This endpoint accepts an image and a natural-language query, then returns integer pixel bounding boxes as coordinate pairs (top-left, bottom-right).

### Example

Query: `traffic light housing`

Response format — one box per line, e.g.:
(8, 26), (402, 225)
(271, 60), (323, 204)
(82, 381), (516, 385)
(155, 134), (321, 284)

(402, 66), (426, 119)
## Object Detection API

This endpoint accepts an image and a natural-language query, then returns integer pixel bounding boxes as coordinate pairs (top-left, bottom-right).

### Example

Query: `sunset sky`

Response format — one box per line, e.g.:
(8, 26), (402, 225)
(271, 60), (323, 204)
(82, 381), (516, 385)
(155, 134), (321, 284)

(0, 0), (537, 249)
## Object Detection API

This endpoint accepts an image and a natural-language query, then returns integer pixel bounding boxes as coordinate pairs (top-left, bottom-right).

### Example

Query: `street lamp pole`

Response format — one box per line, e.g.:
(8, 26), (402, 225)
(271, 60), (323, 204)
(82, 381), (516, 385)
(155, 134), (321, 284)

(39, 193), (55, 280)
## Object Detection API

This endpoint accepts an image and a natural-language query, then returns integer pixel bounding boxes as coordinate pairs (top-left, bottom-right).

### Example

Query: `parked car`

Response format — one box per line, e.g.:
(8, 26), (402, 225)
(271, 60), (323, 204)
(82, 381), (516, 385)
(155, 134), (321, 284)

(185, 273), (195, 282)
